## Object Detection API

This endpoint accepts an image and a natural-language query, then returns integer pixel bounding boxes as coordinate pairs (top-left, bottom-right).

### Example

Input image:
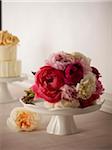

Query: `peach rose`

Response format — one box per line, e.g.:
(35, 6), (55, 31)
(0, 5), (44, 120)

(7, 107), (40, 132)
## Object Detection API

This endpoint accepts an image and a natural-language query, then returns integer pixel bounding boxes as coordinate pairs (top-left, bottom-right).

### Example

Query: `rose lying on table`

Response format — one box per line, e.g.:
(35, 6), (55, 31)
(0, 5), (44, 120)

(7, 107), (40, 132)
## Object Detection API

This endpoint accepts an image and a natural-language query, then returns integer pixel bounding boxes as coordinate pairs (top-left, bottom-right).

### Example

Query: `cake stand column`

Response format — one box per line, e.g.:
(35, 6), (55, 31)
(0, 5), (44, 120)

(0, 74), (27, 104)
(0, 81), (13, 103)
(47, 115), (78, 135)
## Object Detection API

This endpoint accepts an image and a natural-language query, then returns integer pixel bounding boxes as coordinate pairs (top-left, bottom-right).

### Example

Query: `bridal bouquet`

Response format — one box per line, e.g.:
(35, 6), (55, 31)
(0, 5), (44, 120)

(30, 51), (104, 108)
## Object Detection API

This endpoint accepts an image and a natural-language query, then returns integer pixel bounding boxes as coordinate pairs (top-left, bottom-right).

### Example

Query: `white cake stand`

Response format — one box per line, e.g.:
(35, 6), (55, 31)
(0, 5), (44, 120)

(0, 74), (27, 104)
(20, 100), (103, 135)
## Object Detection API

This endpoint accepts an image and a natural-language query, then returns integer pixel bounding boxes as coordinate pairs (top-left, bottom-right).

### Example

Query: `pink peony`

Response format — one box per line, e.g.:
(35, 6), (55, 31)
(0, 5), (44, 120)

(46, 51), (74, 71)
(61, 84), (77, 101)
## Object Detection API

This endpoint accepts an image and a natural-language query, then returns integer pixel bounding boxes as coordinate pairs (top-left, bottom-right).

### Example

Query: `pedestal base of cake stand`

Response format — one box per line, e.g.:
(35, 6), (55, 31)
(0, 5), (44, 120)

(47, 115), (78, 135)
(0, 74), (27, 104)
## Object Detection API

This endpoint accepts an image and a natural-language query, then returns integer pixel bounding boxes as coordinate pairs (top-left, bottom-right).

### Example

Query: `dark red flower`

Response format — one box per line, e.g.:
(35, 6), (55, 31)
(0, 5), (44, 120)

(79, 94), (99, 108)
(91, 66), (101, 79)
(64, 63), (84, 85)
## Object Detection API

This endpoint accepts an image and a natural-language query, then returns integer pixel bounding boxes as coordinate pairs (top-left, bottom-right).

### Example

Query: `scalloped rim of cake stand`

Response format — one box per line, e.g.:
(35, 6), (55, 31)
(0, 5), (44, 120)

(20, 99), (103, 116)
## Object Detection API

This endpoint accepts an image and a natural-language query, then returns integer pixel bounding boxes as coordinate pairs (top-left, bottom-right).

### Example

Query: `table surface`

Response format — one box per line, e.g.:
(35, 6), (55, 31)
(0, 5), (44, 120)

(0, 84), (112, 150)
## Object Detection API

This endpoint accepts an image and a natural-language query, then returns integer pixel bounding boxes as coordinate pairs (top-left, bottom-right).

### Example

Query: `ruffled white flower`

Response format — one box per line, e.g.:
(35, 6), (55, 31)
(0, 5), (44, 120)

(73, 52), (91, 64)
(7, 107), (40, 132)
(77, 73), (96, 100)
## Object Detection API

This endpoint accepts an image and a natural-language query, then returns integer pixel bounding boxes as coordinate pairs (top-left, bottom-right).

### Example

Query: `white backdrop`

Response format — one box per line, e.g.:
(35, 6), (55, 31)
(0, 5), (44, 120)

(2, 2), (112, 93)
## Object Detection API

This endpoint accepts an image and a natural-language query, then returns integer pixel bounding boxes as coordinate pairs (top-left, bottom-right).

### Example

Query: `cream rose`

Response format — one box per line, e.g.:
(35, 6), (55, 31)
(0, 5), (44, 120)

(0, 30), (19, 45)
(72, 52), (91, 65)
(7, 107), (40, 132)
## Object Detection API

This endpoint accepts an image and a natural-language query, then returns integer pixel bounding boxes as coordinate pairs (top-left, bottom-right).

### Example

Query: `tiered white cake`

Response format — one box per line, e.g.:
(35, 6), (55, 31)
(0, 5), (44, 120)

(0, 31), (21, 77)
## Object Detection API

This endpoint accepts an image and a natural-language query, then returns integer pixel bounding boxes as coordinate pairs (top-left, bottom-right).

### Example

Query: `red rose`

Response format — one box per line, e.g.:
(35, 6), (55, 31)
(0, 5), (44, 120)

(32, 66), (64, 103)
(64, 63), (84, 85)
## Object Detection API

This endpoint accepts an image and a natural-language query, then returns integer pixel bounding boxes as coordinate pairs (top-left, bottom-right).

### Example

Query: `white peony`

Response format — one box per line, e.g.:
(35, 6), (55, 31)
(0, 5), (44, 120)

(77, 72), (96, 100)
